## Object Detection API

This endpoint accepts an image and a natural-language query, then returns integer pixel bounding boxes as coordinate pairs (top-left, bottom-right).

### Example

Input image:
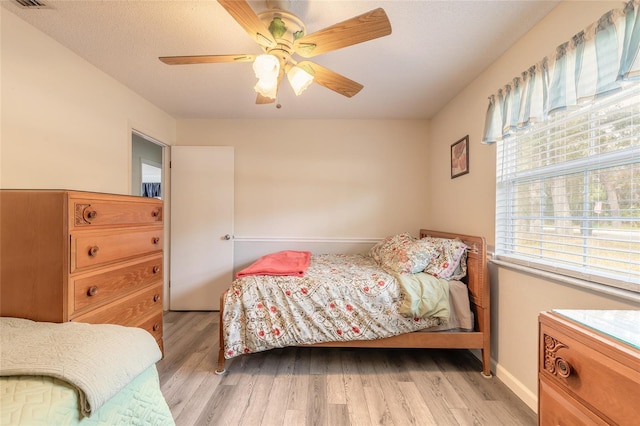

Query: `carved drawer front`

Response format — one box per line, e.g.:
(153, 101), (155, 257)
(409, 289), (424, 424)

(71, 255), (163, 314)
(540, 324), (640, 424)
(71, 228), (163, 272)
(71, 198), (162, 229)
(72, 284), (162, 327)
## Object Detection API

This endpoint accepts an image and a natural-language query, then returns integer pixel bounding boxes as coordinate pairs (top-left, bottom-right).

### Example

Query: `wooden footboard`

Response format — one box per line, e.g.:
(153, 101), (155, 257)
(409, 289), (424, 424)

(216, 229), (491, 377)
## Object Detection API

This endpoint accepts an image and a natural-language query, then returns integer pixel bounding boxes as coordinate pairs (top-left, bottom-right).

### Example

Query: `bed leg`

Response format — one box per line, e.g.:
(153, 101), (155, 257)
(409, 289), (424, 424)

(480, 348), (492, 378)
(476, 301), (492, 378)
(215, 346), (226, 375)
(215, 290), (227, 375)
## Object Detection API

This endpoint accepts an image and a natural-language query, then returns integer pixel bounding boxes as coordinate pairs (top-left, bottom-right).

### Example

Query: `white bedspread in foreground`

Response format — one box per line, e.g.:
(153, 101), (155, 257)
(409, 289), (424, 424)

(0, 317), (162, 418)
(222, 253), (451, 359)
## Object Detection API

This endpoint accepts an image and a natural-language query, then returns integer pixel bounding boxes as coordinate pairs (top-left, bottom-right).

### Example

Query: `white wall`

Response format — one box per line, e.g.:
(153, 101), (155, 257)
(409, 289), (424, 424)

(428, 0), (640, 411)
(0, 9), (176, 194)
(177, 119), (430, 241)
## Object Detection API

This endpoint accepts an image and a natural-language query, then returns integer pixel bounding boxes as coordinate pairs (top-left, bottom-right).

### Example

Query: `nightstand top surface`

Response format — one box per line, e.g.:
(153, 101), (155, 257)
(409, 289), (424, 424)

(553, 309), (639, 349)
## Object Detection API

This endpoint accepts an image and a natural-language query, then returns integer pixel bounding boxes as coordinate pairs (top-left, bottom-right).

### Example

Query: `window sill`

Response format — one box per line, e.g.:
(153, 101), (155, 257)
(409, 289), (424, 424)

(489, 258), (640, 304)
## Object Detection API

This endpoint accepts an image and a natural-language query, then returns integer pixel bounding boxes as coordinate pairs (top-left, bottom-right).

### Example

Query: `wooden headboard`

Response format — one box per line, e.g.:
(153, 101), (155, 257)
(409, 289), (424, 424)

(419, 229), (489, 310)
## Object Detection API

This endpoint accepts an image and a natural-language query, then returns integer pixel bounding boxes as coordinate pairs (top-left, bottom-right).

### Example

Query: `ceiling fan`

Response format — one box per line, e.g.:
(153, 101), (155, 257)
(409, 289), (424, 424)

(159, 0), (392, 105)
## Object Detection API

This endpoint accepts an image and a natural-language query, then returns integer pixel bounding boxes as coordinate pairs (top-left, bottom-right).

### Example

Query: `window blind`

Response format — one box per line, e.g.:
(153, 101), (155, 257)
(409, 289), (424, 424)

(495, 84), (640, 293)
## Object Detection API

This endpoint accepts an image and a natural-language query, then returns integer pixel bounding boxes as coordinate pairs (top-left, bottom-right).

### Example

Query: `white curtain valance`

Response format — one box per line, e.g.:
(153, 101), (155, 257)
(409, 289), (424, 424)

(483, 0), (640, 144)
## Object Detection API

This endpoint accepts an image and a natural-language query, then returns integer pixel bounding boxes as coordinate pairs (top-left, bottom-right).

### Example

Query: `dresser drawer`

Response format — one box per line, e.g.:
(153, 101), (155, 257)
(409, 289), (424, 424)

(539, 378), (606, 426)
(539, 318), (640, 424)
(136, 311), (164, 344)
(71, 197), (162, 229)
(71, 255), (163, 314)
(71, 284), (163, 325)
(71, 228), (162, 272)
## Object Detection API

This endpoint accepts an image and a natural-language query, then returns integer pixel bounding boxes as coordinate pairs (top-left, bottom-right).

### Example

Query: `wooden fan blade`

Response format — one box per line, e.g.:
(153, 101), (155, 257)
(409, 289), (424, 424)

(256, 93), (275, 104)
(297, 61), (363, 98)
(293, 8), (391, 58)
(159, 55), (256, 65)
(218, 0), (276, 48)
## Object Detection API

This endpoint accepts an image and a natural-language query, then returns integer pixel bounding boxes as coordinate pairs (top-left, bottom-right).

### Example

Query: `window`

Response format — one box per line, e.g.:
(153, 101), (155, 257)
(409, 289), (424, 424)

(495, 84), (640, 293)
(484, 1), (639, 294)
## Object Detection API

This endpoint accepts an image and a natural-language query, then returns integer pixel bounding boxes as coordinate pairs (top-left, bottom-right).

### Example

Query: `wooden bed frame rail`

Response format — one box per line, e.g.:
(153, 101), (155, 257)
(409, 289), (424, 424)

(216, 229), (491, 377)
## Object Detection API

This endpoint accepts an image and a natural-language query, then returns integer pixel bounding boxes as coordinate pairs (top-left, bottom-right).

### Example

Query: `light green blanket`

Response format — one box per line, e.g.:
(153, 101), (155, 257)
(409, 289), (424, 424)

(0, 317), (162, 418)
(1, 366), (174, 425)
(395, 272), (450, 320)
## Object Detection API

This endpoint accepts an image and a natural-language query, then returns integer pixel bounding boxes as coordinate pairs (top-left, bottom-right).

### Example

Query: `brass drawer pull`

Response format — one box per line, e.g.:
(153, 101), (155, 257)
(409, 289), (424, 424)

(153, 323), (160, 332)
(152, 237), (160, 245)
(87, 286), (98, 297)
(153, 294), (160, 303)
(88, 246), (99, 257)
(152, 265), (160, 274)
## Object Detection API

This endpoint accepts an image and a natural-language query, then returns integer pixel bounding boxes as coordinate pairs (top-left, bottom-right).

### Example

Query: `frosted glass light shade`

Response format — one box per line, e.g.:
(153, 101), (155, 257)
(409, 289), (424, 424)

(253, 54), (280, 99)
(287, 66), (314, 96)
(254, 78), (278, 99)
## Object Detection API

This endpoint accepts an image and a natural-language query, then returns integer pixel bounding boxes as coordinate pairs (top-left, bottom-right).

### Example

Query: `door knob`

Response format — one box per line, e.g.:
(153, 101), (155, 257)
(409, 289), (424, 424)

(224, 234), (232, 240)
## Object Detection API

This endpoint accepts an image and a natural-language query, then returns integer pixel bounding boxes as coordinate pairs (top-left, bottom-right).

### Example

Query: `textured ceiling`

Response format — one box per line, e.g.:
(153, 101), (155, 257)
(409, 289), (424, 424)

(2, 0), (560, 119)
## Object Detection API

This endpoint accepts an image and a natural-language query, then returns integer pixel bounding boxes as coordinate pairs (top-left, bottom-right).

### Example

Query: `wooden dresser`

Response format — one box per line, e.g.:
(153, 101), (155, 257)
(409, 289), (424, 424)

(0, 190), (165, 352)
(538, 310), (640, 425)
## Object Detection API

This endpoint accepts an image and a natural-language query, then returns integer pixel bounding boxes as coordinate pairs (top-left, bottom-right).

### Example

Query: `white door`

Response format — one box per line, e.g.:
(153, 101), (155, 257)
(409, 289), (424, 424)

(170, 146), (234, 310)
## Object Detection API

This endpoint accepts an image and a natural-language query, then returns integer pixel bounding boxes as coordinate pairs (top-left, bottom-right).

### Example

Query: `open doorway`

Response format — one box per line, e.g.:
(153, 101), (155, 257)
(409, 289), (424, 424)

(131, 131), (164, 199)
(131, 130), (169, 311)
(141, 160), (162, 198)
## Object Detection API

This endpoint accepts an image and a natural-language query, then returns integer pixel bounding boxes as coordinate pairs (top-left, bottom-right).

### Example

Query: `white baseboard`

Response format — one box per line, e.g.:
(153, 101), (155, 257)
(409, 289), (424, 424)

(495, 362), (538, 413)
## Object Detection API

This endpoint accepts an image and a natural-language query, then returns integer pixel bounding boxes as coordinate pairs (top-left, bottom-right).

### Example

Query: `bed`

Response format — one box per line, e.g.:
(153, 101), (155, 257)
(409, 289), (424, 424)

(0, 317), (174, 425)
(216, 229), (490, 377)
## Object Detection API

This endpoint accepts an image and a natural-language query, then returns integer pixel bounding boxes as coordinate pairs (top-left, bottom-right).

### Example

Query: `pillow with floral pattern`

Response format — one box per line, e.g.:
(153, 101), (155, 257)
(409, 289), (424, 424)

(421, 237), (468, 280)
(370, 233), (439, 274)
(369, 234), (396, 264)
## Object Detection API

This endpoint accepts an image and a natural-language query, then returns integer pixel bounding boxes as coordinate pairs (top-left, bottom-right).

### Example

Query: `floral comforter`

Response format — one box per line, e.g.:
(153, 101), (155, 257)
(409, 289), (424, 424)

(222, 253), (450, 359)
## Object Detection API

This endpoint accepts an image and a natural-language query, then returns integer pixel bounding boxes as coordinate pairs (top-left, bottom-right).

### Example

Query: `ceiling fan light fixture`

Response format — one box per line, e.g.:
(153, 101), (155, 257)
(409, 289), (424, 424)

(162, 1), (393, 104)
(287, 66), (314, 96)
(253, 54), (280, 99)
(254, 79), (278, 99)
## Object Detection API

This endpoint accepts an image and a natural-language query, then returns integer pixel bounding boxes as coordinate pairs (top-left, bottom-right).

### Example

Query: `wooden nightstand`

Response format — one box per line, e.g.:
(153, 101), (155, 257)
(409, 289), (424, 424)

(538, 310), (640, 425)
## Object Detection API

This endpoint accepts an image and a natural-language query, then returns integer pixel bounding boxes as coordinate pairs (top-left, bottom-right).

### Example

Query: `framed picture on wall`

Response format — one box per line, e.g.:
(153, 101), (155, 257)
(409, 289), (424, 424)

(451, 135), (469, 179)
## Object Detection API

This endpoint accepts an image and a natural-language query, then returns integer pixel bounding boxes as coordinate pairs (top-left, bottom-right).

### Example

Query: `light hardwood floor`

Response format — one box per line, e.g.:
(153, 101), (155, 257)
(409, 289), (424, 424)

(157, 311), (536, 426)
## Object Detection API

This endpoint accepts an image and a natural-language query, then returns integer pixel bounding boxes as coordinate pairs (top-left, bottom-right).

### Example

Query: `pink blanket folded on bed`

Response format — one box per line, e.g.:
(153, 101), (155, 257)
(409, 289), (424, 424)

(235, 250), (311, 278)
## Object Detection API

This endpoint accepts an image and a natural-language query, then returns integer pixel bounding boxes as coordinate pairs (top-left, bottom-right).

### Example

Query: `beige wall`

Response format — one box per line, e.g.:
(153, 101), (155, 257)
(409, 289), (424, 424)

(428, 0), (640, 411)
(0, 10), (176, 194)
(177, 119), (430, 240)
